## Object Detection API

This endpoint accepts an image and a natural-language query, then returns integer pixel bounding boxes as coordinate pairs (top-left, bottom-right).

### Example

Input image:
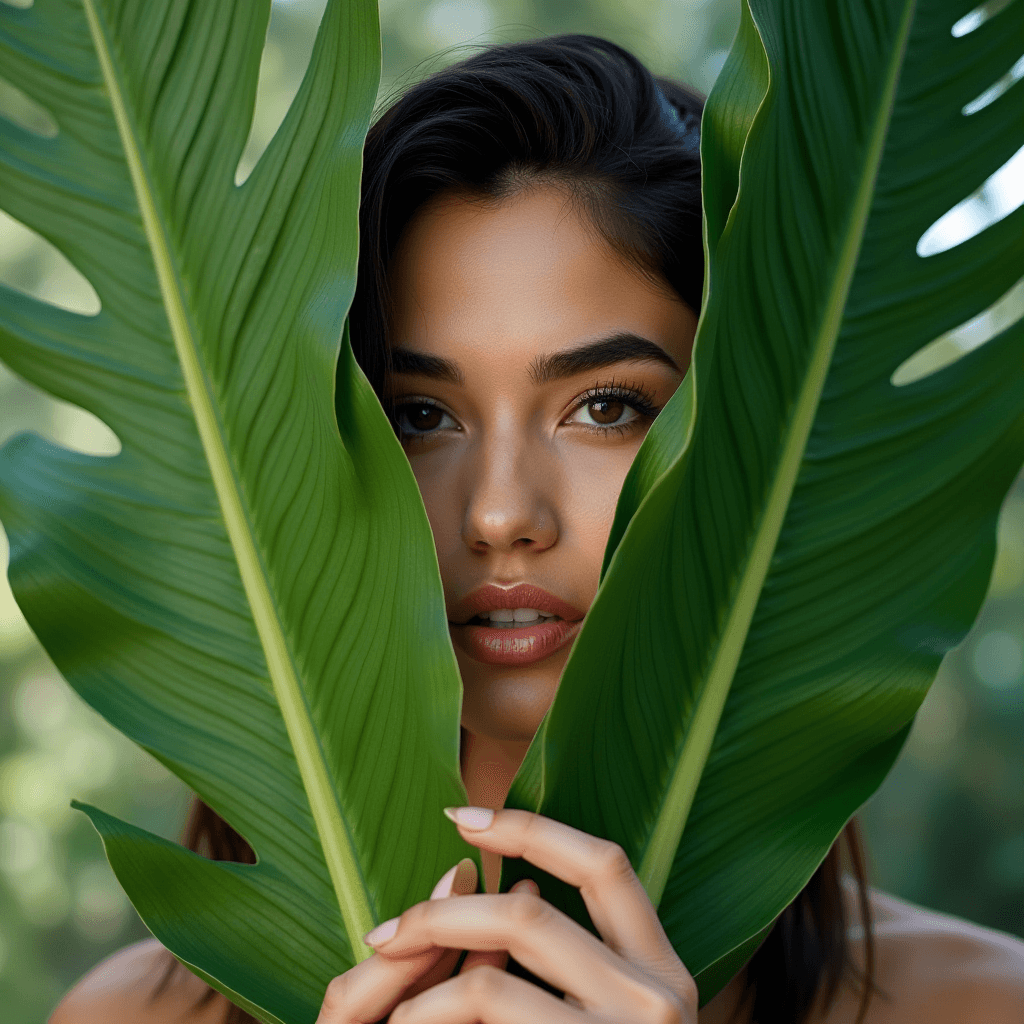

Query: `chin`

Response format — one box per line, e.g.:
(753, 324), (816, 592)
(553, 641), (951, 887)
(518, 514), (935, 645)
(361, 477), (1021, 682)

(458, 662), (563, 743)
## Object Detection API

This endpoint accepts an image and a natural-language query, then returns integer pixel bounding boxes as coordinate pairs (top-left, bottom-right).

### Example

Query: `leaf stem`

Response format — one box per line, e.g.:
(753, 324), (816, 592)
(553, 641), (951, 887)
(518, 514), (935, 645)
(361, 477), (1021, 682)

(81, 0), (374, 960)
(637, 0), (918, 906)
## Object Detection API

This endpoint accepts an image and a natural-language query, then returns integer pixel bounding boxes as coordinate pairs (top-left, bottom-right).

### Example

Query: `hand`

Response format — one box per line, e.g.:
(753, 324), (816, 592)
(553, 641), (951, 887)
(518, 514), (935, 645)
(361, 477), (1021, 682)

(315, 855), (519, 1023)
(357, 808), (699, 1024)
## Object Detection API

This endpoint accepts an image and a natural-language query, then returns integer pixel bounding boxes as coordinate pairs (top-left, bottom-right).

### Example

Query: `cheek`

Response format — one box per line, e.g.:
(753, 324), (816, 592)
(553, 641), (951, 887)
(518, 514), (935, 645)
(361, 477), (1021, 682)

(407, 449), (463, 558)
(557, 441), (640, 591)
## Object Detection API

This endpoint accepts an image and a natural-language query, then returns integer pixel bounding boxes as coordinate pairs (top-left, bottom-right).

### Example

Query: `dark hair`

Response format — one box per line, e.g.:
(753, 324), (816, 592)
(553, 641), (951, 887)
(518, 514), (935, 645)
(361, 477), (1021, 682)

(348, 34), (704, 398)
(156, 35), (877, 1024)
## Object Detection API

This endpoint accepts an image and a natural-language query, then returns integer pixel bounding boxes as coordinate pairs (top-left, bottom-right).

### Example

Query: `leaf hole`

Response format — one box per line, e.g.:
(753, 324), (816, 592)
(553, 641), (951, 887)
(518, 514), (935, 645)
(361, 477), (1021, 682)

(916, 143), (1024, 257)
(0, 0), (33, 9)
(0, 209), (100, 316)
(0, 73), (57, 138)
(962, 53), (1024, 115)
(951, 0), (1017, 37)
(234, 0), (329, 186)
(0, 363), (121, 457)
(891, 275), (1024, 386)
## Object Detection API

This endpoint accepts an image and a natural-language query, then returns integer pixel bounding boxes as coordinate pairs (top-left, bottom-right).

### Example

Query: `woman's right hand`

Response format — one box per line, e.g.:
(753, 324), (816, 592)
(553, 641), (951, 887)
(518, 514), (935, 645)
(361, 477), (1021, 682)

(315, 859), (530, 1024)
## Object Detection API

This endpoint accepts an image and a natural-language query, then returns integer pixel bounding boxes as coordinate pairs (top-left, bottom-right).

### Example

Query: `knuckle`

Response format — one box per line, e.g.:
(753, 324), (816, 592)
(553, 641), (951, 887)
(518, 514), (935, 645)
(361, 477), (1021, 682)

(639, 988), (686, 1024)
(506, 890), (549, 928)
(393, 901), (428, 939)
(402, 901), (425, 927)
(677, 972), (699, 1009)
(591, 839), (633, 884)
(520, 811), (544, 848)
(463, 964), (505, 1003)
(388, 999), (411, 1024)
(319, 974), (349, 1016)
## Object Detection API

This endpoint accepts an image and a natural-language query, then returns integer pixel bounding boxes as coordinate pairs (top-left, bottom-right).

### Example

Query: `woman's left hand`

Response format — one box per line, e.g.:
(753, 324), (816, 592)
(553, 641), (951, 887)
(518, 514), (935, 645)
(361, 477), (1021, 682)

(365, 808), (699, 1024)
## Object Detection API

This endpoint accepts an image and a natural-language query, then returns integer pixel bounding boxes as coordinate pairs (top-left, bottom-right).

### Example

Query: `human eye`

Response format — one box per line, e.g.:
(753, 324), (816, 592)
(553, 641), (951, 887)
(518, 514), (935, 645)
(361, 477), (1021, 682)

(392, 398), (460, 440)
(564, 382), (660, 434)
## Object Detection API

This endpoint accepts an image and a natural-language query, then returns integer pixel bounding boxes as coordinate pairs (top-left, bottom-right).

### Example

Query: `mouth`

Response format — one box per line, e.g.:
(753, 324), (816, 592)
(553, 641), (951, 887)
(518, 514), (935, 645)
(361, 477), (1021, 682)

(464, 608), (561, 628)
(449, 584), (585, 666)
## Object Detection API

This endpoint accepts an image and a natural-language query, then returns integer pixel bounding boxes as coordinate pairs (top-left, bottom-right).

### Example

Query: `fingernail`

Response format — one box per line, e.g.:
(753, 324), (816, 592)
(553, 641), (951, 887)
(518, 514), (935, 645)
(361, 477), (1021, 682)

(430, 863), (458, 900)
(452, 857), (479, 895)
(363, 917), (399, 946)
(443, 806), (494, 830)
(511, 878), (539, 895)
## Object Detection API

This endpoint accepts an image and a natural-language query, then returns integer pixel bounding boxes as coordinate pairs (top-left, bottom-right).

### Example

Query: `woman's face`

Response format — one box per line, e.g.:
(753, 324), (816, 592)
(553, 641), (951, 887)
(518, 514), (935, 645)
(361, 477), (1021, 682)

(388, 186), (698, 743)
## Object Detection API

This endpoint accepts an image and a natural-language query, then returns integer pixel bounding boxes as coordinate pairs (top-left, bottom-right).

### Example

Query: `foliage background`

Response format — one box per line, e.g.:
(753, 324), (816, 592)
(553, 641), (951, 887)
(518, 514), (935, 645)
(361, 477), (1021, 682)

(0, 0), (1020, 1020)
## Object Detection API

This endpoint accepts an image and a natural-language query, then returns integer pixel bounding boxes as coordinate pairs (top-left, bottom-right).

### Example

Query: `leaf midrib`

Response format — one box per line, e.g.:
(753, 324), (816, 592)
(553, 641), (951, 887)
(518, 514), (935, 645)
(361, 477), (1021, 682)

(636, 0), (918, 906)
(81, 0), (375, 959)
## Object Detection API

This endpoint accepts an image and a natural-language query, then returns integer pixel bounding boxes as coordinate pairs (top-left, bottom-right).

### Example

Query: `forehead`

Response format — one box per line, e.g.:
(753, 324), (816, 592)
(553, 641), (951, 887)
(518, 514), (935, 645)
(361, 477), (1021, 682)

(387, 186), (692, 368)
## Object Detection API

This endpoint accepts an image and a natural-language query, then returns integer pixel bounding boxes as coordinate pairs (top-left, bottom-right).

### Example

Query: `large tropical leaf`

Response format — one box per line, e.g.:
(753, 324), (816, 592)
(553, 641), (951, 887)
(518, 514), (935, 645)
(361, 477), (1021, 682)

(0, 2), (471, 1021)
(507, 0), (1024, 1002)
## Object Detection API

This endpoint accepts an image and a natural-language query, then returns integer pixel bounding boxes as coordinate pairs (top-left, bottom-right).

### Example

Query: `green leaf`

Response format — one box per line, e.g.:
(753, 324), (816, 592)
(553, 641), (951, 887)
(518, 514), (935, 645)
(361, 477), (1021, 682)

(0, 1), (470, 1020)
(603, 2), (769, 572)
(507, 0), (1024, 1003)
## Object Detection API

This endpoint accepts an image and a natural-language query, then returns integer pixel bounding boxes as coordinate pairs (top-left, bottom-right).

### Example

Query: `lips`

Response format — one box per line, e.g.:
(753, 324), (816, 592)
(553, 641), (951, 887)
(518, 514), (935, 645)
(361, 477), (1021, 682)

(449, 584), (585, 666)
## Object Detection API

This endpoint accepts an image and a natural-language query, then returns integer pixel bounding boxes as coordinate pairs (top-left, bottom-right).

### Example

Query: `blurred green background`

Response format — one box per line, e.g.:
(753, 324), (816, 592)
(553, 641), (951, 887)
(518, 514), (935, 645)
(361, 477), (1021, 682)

(0, 0), (1021, 1020)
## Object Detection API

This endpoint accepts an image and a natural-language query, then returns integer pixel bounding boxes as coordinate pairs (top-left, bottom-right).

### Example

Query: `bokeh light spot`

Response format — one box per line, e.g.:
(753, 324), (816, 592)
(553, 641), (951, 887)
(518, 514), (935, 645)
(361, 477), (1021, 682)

(0, 751), (71, 827)
(972, 630), (1024, 690)
(0, 818), (46, 875)
(74, 861), (130, 942)
(13, 670), (71, 740)
(423, 0), (495, 48)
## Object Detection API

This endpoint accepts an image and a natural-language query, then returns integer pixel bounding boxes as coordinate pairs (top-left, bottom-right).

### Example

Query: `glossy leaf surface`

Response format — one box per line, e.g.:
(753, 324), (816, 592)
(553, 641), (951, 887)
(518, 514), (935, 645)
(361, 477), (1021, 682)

(0, 2), (469, 1021)
(507, 0), (1024, 1002)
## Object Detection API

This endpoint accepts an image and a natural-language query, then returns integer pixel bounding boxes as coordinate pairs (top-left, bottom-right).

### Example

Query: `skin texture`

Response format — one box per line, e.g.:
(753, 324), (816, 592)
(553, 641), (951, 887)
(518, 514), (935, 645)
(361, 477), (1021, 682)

(387, 187), (696, 751)
(50, 187), (1024, 1024)
(386, 186), (696, 892)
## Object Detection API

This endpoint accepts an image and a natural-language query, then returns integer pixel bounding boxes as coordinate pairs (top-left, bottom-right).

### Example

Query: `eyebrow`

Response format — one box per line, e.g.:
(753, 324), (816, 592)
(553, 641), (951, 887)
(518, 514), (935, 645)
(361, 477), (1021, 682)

(389, 332), (680, 387)
(529, 332), (681, 383)
(389, 349), (464, 385)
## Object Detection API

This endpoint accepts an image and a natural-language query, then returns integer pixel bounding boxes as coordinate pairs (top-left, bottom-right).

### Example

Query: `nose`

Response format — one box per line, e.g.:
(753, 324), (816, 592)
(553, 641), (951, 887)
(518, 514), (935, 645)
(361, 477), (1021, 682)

(461, 430), (559, 555)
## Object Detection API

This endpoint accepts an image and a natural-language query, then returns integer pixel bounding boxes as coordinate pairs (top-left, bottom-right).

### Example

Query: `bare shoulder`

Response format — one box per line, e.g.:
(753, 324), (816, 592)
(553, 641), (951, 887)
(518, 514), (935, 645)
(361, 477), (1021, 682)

(49, 938), (228, 1024)
(831, 883), (1024, 1024)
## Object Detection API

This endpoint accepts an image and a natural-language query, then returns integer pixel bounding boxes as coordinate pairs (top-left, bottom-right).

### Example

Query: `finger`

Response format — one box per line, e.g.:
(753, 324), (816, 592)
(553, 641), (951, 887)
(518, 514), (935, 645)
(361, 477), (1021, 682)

(459, 878), (535, 975)
(316, 948), (453, 1024)
(389, 965), (589, 1024)
(401, 858), (482, 999)
(365, 889), (632, 1007)
(458, 945), (509, 974)
(316, 859), (476, 1023)
(433, 856), (479, 900)
(395, 947), (463, 1001)
(445, 806), (673, 962)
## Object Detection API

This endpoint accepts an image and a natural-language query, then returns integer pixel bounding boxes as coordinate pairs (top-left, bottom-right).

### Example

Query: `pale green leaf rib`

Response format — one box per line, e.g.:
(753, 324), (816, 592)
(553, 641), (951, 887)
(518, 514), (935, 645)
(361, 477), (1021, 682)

(81, 0), (374, 958)
(637, 0), (917, 905)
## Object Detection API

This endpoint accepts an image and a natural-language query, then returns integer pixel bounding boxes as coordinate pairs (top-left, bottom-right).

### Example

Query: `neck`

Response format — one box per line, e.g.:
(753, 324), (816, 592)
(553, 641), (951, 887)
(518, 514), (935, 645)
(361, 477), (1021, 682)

(460, 729), (531, 892)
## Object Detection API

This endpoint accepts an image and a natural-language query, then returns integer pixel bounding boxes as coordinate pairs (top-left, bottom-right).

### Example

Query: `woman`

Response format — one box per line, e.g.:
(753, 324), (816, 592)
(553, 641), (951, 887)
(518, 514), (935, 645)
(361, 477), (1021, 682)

(52, 35), (1024, 1024)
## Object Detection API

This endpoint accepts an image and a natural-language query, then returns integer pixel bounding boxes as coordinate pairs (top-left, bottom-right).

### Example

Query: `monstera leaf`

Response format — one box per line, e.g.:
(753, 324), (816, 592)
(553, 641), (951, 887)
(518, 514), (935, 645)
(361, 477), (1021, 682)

(4, 0), (1024, 1019)
(0, 2), (471, 1022)
(507, 0), (1024, 1002)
